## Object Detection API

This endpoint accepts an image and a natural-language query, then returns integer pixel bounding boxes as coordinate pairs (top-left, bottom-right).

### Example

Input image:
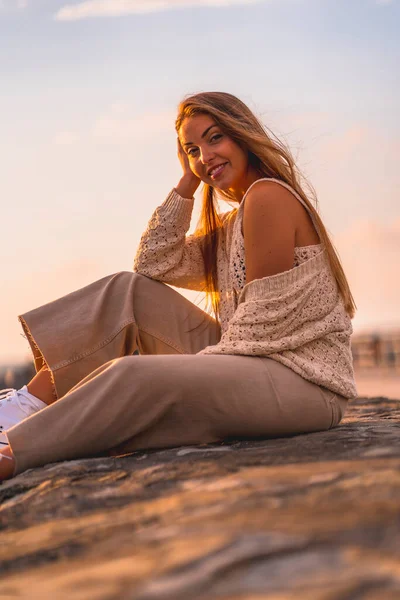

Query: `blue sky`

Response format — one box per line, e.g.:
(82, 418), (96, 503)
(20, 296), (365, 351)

(1, 0), (399, 363)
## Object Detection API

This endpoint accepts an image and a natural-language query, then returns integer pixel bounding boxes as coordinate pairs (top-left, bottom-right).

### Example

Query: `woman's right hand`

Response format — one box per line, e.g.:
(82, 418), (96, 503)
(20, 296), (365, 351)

(176, 137), (201, 198)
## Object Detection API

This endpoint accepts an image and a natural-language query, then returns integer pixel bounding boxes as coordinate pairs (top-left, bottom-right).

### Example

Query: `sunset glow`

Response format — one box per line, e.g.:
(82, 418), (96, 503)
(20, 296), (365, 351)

(1, 0), (399, 364)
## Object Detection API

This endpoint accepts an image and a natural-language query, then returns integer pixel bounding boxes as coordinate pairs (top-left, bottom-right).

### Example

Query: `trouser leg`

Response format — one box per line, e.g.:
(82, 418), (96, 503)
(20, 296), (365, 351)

(7, 354), (341, 475)
(18, 272), (220, 398)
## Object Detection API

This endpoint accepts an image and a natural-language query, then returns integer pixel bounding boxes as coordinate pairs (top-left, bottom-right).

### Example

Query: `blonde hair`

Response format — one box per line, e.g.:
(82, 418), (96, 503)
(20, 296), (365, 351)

(175, 91), (356, 323)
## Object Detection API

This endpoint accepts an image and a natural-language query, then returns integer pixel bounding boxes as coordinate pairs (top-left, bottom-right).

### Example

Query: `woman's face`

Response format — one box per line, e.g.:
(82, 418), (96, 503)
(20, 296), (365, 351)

(179, 114), (259, 201)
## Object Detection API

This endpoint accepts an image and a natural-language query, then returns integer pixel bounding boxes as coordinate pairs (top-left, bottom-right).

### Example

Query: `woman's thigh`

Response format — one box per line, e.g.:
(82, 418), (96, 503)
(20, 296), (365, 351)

(21, 272), (220, 359)
(110, 354), (336, 454)
(19, 272), (221, 397)
(128, 273), (221, 355)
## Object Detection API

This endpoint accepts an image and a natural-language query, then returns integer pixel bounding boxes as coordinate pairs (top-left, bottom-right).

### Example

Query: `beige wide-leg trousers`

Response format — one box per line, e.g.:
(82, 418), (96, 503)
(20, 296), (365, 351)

(6, 272), (347, 475)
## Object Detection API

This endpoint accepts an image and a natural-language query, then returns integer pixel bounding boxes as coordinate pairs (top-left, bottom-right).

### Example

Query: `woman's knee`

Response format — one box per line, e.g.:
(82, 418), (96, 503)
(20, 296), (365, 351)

(107, 355), (137, 372)
(112, 270), (157, 284)
(110, 271), (168, 296)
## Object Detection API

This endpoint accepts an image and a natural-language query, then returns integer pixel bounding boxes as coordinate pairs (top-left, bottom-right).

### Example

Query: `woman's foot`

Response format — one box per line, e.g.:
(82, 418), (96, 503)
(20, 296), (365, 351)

(0, 387), (47, 445)
(0, 446), (16, 481)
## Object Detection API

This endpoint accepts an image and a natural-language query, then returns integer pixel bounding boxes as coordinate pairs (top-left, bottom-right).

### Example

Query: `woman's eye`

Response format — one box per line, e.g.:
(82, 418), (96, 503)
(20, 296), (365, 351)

(186, 135), (221, 156)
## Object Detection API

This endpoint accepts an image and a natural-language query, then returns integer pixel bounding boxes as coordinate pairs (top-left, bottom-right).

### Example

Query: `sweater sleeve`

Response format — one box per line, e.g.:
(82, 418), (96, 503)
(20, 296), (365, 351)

(133, 188), (207, 291)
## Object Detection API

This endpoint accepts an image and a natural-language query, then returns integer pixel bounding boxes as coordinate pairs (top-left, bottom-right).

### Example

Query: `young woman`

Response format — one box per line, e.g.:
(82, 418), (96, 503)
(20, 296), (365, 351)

(0, 92), (357, 481)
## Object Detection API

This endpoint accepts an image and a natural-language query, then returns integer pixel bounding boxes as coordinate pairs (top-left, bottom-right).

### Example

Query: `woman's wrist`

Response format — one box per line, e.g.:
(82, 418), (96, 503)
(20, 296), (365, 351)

(175, 175), (200, 199)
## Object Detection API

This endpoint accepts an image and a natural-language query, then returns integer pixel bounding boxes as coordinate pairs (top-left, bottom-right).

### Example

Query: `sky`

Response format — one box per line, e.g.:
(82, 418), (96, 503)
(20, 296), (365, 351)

(0, 0), (399, 364)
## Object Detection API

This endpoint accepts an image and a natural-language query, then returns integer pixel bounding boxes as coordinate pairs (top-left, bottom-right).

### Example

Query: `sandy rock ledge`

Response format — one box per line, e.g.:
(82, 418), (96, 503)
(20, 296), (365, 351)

(0, 396), (399, 600)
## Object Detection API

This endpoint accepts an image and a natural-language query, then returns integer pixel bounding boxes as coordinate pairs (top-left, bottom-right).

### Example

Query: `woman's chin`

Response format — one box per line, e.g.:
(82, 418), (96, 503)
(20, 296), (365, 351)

(209, 177), (230, 191)
(201, 175), (232, 194)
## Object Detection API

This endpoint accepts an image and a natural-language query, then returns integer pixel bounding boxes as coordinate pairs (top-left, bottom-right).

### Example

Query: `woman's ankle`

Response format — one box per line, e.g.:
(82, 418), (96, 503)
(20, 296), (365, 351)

(27, 367), (57, 406)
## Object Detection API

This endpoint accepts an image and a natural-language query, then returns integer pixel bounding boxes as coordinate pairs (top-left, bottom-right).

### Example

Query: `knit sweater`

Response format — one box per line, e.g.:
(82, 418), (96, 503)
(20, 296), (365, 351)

(134, 178), (357, 399)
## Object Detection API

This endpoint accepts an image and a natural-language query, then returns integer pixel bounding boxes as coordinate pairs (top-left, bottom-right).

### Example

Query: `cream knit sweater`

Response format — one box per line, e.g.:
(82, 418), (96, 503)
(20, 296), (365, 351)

(134, 178), (357, 399)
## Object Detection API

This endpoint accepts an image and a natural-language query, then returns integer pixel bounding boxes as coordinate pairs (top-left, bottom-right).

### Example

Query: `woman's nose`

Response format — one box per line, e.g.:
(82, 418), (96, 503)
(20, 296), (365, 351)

(200, 147), (215, 164)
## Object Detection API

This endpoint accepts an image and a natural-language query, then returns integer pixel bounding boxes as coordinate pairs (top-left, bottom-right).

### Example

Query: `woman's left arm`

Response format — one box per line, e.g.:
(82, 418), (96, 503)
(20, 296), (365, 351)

(242, 181), (297, 284)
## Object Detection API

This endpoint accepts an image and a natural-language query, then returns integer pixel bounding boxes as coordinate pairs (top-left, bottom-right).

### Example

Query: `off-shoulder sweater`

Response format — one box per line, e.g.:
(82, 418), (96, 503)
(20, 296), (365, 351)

(134, 178), (357, 399)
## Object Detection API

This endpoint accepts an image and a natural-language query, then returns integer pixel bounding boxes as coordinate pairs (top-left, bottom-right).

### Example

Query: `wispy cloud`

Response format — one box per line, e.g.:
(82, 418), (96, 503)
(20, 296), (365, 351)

(55, 0), (263, 21)
(92, 104), (175, 143)
(52, 106), (175, 146)
(317, 125), (369, 162)
(54, 131), (81, 146)
(0, 0), (28, 10)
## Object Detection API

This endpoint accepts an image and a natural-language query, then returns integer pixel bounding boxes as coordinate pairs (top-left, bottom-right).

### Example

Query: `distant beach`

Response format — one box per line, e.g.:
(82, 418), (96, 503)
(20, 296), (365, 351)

(352, 330), (400, 399)
(355, 368), (400, 399)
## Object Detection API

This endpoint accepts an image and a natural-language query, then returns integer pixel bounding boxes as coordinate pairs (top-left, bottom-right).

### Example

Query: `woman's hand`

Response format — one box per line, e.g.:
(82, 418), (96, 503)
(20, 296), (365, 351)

(176, 137), (201, 199)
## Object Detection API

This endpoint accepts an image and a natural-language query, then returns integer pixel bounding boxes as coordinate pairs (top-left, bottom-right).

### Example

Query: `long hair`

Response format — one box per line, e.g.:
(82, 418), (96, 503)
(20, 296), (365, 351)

(175, 91), (356, 323)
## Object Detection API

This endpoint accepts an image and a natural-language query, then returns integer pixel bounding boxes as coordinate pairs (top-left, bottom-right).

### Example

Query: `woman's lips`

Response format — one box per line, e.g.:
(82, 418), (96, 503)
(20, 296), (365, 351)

(209, 163), (228, 180)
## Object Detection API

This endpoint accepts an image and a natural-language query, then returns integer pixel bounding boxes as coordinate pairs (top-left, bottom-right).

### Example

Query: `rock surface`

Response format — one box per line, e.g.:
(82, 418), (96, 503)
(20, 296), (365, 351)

(0, 396), (399, 599)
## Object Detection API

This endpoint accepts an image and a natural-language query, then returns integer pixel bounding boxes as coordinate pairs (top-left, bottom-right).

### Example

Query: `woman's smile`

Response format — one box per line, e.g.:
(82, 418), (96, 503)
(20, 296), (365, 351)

(208, 162), (228, 180)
